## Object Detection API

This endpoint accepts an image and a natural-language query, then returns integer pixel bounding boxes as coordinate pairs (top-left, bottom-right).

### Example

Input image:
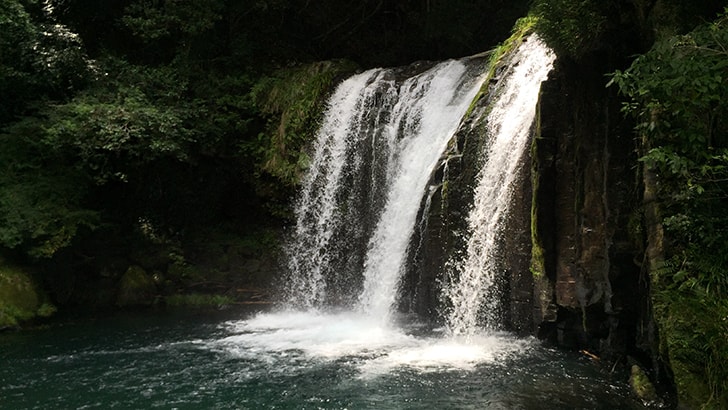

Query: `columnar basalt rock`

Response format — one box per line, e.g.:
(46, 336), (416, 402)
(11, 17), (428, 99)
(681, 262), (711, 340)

(532, 56), (673, 398)
(534, 57), (631, 347)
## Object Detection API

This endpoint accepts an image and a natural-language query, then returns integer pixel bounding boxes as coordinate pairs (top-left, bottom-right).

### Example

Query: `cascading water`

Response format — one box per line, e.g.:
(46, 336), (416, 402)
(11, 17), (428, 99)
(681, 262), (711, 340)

(356, 61), (488, 322)
(444, 35), (556, 337)
(283, 69), (394, 309)
(284, 57), (488, 322)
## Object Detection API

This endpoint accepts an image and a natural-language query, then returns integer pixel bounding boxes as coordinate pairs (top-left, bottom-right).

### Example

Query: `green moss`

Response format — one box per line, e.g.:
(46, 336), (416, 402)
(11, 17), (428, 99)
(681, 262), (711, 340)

(529, 95), (546, 278)
(672, 359), (714, 409)
(465, 16), (540, 118)
(251, 60), (359, 186)
(36, 303), (57, 318)
(491, 16), (540, 74)
(116, 265), (157, 307)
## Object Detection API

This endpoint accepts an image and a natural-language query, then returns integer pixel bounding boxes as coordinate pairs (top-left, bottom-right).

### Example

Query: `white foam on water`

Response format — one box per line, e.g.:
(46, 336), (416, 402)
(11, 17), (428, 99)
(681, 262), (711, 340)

(218, 310), (415, 359)
(208, 310), (533, 378)
(357, 332), (532, 378)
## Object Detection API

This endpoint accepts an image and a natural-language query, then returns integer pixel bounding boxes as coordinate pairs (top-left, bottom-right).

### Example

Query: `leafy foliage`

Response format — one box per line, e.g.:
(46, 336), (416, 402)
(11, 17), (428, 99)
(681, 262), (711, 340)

(0, 0), (93, 123)
(43, 67), (198, 185)
(610, 10), (728, 258)
(531, 0), (608, 59)
(610, 9), (728, 407)
(122, 0), (224, 41)
(0, 261), (42, 328)
(0, 119), (98, 258)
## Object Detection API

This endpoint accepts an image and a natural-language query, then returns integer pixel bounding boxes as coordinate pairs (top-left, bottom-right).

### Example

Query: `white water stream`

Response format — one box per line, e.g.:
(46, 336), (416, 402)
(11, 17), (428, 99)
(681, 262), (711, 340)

(444, 36), (556, 336)
(285, 57), (487, 321)
(356, 60), (486, 322)
(284, 69), (390, 308)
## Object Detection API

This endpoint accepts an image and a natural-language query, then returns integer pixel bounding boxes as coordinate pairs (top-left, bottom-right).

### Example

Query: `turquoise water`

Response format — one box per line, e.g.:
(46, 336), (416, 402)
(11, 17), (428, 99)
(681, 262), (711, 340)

(1, 308), (644, 409)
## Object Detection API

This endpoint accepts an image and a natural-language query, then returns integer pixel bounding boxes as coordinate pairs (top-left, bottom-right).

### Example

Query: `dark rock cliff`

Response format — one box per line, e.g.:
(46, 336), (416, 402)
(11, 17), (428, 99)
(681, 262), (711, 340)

(534, 57), (638, 353)
(533, 53), (675, 402)
(399, 38), (674, 400)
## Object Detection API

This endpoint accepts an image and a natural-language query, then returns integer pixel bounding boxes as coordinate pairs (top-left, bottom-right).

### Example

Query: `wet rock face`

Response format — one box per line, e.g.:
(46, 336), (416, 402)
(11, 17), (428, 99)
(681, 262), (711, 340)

(399, 47), (660, 380)
(533, 57), (653, 362)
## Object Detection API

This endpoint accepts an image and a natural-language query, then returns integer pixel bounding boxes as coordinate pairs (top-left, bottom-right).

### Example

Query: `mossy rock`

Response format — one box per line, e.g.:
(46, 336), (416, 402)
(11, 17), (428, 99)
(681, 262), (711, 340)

(0, 261), (47, 328)
(629, 365), (658, 404)
(116, 265), (157, 307)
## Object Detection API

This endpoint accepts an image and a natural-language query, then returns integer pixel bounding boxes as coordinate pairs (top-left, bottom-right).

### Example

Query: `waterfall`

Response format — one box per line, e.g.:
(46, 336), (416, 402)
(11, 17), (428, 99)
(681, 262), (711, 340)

(284, 33), (554, 333)
(355, 60), (487, 322)
(444, 35), (556, 337)
(284, 57), (487, 321)
(283, 69), (392, 309)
